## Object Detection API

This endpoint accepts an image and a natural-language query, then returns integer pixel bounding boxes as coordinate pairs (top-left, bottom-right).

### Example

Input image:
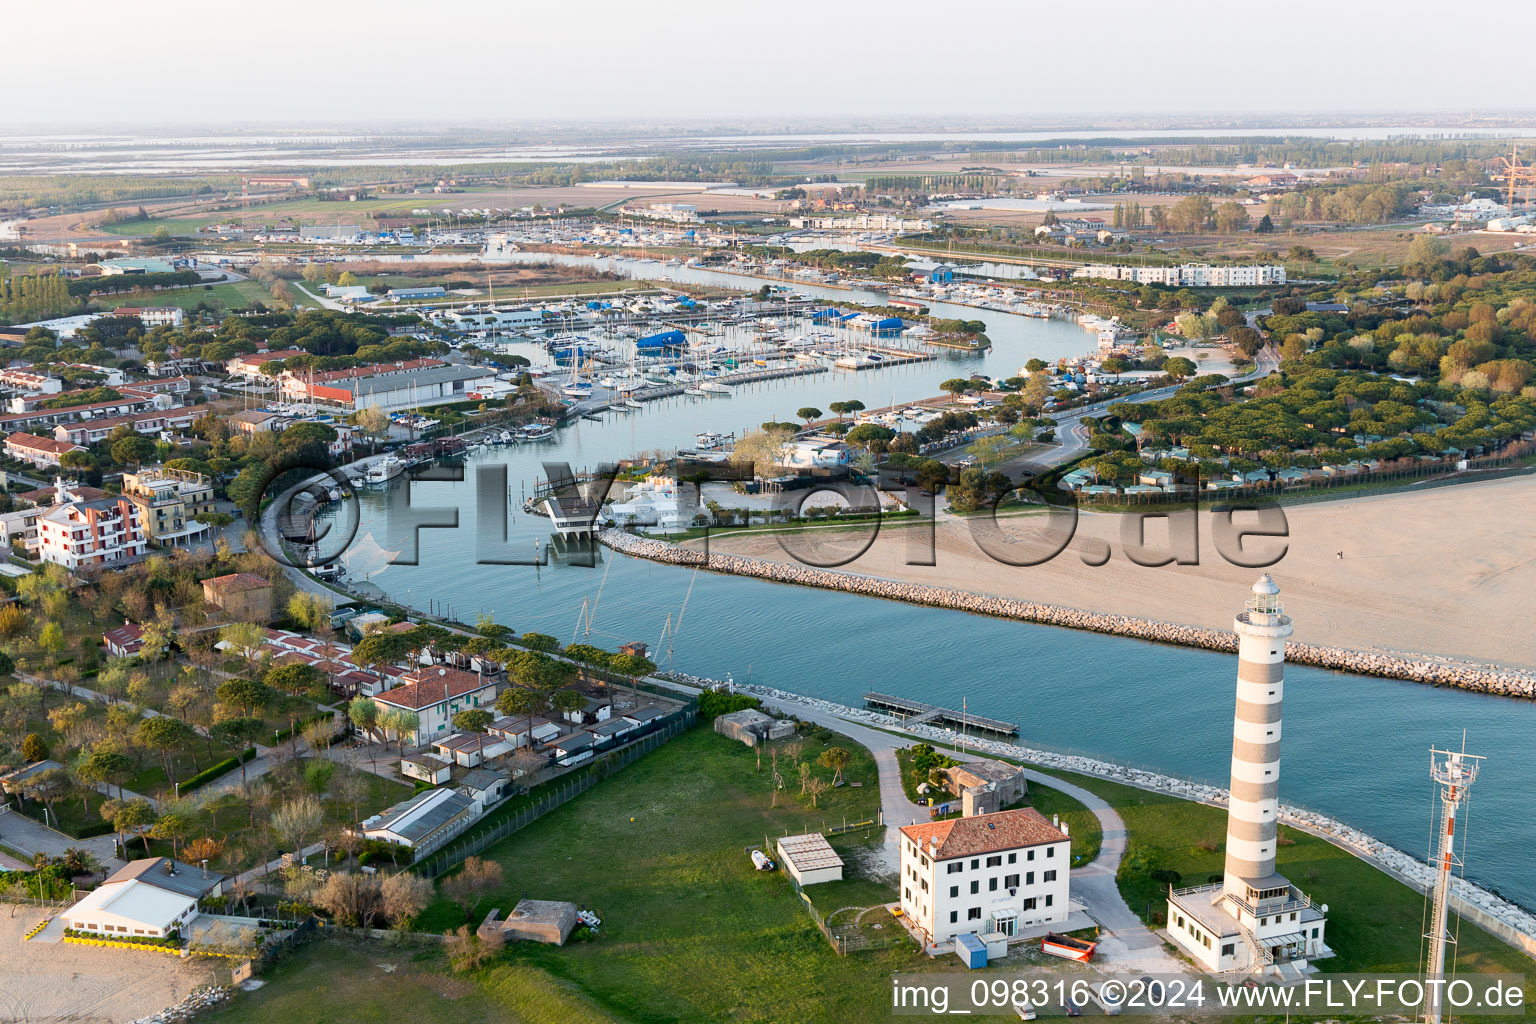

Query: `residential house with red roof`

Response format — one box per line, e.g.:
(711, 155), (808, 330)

(372, 666), (499, 745)
(38, 495), (146, 571)
(5, 431), (86, 468)
(103, 623), (148, 658)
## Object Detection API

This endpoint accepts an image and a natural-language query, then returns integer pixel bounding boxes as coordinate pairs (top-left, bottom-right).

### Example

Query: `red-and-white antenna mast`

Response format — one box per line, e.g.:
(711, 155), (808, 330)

(1423, 741), (1484, 1024)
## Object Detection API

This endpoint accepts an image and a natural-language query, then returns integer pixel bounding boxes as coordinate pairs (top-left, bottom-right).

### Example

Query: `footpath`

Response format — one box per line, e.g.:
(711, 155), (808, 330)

(653, 673), (1182, 972)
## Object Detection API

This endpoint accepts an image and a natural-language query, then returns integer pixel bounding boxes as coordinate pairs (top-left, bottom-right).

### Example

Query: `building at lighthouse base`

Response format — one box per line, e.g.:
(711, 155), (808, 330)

(1166, 876), (1331, 975)
(1165, 573), (1333, 979)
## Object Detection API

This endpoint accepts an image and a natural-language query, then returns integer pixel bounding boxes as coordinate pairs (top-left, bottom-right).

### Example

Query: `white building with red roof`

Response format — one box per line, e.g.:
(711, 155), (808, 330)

(898, 807), (1070, 947)
(372, 666), (498, 745)
(112, 305), (184, 328)
(5, 431), (86, 468)
(103, 623), (148, 658)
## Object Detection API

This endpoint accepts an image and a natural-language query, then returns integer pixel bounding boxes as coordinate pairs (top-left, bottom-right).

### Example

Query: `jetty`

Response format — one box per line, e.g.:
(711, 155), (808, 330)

(862, 692), (1018, 735)
(720, 364), (828, 386)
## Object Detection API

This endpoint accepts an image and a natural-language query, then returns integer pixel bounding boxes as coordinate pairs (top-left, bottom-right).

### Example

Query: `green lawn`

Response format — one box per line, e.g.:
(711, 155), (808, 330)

(1038, 768), (1535, 985)
(203, 936), (626, 1024)
(406, 724), (967, 1022)
(139, 280), (272, 311)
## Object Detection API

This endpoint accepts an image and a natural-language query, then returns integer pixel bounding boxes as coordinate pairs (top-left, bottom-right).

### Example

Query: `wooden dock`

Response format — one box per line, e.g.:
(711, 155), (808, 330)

(720, 364), (828, 386)
(862, 692), (1017, 736)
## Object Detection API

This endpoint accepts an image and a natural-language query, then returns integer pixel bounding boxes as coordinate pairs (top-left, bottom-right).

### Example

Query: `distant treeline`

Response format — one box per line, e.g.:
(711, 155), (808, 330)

(68, 270), (202, 297)
(0, 175), (240, 214)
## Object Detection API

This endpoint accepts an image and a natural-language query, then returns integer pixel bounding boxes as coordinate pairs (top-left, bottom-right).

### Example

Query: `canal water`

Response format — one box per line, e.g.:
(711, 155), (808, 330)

(345, 256), (1536, 910)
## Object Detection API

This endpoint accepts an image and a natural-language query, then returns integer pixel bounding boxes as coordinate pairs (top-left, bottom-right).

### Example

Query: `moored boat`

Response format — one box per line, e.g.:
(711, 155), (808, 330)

(364, 456), (405, 485)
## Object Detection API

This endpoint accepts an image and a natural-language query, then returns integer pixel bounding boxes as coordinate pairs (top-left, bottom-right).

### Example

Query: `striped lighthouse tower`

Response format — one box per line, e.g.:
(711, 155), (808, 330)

(1223, 573), (1293, 900)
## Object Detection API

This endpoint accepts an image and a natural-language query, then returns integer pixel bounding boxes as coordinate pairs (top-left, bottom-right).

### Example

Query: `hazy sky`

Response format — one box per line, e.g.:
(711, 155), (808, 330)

(7, 0), (1530, 126)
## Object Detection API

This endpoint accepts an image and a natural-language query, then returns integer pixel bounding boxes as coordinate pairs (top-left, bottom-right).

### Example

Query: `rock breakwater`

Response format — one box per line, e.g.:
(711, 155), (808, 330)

(656, 670), (1536, 956)
(603, 529), (1536, 698)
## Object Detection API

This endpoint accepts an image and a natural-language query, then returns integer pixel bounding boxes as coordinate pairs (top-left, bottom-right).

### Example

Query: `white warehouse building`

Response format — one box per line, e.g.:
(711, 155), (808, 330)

(324, 364), (497, 414)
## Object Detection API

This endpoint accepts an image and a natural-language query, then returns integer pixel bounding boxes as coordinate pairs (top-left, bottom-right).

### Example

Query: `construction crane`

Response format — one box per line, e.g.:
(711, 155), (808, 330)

(1495, 144), (1536, 213)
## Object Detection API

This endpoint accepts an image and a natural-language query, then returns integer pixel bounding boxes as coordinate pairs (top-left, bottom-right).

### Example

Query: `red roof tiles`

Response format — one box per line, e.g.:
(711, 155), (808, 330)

(899, 807), (1067, 860)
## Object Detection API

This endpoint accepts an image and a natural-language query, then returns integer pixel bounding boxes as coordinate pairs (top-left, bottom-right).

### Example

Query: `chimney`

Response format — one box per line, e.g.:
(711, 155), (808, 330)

(1062, 822), (1070, 837)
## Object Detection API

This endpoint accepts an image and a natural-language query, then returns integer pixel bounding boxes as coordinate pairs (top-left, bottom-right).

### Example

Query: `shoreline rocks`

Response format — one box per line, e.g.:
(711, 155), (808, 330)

(129, 986), (230, 1024)
(601, 528), (1536, 698)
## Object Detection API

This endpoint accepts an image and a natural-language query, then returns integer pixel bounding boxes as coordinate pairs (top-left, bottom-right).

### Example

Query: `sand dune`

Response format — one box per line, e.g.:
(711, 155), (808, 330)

(686, 474), (1536, 669)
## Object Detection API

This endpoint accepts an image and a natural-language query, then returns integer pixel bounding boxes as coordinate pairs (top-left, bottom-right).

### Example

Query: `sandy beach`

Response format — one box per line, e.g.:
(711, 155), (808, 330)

(682, 473), (1536, 670)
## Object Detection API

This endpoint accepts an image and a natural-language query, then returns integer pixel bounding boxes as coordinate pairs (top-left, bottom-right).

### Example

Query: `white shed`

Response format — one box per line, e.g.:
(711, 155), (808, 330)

(775, 833), (844, 886)
(401, 753), (452, 785)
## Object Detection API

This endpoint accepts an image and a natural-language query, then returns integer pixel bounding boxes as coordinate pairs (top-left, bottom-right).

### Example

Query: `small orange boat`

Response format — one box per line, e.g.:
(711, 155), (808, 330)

(1041, 932), (1096, 962)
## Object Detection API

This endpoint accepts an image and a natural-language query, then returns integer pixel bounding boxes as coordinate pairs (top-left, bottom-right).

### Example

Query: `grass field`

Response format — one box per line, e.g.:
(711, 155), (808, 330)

(128, 280), (272, 311)
(203, 937), (626, 1024)
(210, 726), (1031, 1022)
(409, 724), (968, 1022)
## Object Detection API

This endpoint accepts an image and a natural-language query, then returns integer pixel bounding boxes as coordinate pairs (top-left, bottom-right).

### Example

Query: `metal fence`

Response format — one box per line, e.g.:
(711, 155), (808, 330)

(766, 833), (889, 957)
(412, 711), (694, 880)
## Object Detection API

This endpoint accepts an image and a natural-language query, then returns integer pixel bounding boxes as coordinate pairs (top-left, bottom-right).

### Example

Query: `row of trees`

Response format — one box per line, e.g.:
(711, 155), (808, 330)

(0, 270), (73, 323)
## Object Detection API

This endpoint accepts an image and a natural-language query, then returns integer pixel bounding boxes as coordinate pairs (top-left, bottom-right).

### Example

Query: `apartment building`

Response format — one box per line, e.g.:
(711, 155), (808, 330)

(112, 306), (185, 328)
(121, 466), (217, 547)
(4, 431), (86, 468)
(1072, 263), (1286, 287)
(38, 494), (146, 571)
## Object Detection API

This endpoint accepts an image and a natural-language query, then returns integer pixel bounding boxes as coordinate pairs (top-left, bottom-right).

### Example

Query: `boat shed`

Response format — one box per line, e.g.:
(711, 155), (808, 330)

(775, 833), (844, 886)
(635, 329), (686, 351)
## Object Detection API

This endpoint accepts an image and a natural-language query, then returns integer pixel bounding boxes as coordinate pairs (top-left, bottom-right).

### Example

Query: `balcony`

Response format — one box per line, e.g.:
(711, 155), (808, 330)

(1174, 882), (1314, 919)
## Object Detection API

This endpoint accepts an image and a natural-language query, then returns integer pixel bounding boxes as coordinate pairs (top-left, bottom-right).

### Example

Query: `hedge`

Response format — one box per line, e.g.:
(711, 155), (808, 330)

(64, 819), (117, 840)
(696, 690), (762, 721)
(64, 927), (182, 952)
(178, 747), (258, 794)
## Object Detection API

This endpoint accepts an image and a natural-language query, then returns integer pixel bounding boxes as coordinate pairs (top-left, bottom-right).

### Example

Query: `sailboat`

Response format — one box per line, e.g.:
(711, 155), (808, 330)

(561, 346), (595, 399)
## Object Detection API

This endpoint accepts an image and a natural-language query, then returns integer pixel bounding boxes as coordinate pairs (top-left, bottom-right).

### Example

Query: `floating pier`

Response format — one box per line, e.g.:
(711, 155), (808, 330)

(862, 692), (1018, 735)
(720, 364), (828, 385)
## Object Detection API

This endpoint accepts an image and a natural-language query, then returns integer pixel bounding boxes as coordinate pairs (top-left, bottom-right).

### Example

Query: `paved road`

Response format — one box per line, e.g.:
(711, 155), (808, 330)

(292, 281), (345, 309)
(1035, 346), (1280, 470)
(0, 806), (121, 869)
(751, 691), (1181, 971)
